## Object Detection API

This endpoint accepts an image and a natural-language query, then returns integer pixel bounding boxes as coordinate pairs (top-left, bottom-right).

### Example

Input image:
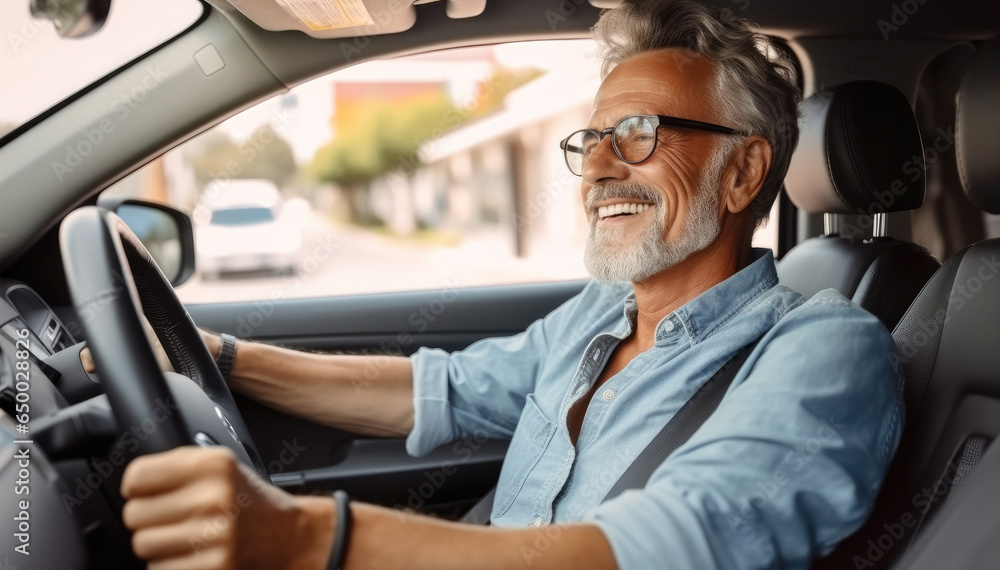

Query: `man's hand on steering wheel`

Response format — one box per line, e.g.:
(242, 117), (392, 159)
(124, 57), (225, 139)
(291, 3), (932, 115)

(120, 445), (337, 570)
(79, 315), (175, 374)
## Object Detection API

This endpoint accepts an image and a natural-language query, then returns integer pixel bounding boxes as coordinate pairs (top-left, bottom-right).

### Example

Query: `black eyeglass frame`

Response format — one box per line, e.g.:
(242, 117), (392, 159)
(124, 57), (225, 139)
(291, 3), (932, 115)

(559, 114), (750, 176)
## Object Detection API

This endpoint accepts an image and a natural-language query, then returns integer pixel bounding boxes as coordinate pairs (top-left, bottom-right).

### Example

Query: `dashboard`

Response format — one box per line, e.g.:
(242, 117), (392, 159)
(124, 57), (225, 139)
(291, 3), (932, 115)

(0, 278), (107, 570)
(0, 279), (75, 427)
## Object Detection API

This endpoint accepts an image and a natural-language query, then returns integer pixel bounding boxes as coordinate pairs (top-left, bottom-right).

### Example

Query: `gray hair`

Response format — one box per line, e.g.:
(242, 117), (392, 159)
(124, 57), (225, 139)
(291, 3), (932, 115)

(593, 0), (801, 228)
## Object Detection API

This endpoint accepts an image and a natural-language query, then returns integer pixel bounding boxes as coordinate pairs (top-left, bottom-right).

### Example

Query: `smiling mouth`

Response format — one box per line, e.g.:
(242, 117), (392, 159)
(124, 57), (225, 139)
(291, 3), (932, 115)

(597, 202), (652, 221)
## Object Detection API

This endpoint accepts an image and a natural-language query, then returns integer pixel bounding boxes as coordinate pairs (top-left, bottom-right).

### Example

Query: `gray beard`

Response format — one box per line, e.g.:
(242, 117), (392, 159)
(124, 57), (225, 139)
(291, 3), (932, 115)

(583, 148), (728, 283)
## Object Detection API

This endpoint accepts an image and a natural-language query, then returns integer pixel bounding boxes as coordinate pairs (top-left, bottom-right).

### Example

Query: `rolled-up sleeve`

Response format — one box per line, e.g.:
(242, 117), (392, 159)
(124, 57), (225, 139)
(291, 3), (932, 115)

(406, 281), (604, 457)
(406, 347), (460, 457)
(587, 291), (905, 570)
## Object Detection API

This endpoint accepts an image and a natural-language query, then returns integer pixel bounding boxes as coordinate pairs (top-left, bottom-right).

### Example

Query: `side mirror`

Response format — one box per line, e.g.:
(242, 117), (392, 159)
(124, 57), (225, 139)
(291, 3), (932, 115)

(97, 198), (196, 287)
(30, 0), (111, 38)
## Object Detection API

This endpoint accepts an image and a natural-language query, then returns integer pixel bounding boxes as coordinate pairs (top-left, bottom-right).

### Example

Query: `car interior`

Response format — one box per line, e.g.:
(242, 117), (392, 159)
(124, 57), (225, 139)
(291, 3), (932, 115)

(0, 0), (998, 568)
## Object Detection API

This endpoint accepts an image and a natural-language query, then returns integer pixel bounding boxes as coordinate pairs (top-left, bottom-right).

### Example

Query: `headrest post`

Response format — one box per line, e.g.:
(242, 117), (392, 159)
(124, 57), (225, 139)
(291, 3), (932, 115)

(823, 213), (839, 236)
(873, 213), (887, 238)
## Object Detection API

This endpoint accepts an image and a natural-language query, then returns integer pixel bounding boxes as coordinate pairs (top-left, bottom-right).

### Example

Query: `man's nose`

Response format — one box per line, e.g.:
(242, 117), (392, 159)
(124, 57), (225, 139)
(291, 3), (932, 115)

(581, 136), (628, 185)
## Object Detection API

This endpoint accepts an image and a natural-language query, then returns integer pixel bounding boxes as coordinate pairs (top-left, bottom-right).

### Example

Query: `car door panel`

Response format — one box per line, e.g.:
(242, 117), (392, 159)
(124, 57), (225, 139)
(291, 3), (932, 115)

(186, 280), (586, 514)
(186, 280), (587, 351)
(270, 438), (510, 519)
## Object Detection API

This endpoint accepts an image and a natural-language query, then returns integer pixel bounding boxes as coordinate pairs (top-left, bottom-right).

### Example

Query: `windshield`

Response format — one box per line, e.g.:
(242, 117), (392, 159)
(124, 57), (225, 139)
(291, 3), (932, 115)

(210, 207), (276, 226)
(0, 0), (203, 138)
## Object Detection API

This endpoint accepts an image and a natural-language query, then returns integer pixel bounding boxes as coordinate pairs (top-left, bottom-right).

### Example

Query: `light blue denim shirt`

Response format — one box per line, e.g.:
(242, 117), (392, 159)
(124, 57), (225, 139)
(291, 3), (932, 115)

(407, 248), (904, 569)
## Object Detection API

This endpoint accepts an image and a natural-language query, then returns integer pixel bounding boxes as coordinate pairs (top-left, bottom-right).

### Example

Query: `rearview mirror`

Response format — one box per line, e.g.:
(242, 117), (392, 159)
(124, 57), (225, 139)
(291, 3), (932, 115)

(30, 0), (111, 38)
(97, 198), (196, 287)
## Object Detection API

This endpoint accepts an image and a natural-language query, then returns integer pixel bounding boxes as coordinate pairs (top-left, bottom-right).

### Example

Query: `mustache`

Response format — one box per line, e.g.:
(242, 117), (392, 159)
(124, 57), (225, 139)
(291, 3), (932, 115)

(586, 183), (661, 210)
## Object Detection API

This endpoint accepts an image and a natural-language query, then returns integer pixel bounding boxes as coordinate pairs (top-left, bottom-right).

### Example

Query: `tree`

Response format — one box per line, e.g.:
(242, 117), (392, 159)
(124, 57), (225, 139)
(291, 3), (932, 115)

(310, 66), (543, 225)
(312, 92), (455, 186)
(240, 126), (297, 186)
(465, 67), (544, 120)
(189, 127), (297, 188)
(311, 92), (456, 224)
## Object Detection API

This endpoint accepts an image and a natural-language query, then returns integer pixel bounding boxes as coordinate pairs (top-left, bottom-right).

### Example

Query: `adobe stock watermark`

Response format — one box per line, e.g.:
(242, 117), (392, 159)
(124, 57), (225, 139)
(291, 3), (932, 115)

(544, 0), (589, 31)
(348, 279), (463, 394)
(187, 491), (256, 555)
(62, 266), (153, 339)
(851, 455), (963, 568)
(894, 253), (1000, 365)
(510, 168), (578, 232)
(390, 400), (516, 523)
(339, 0), (411, 63)
(392, 426), (492, 518)
(546, 0), (749, 31)
(50, 64), (171, 181)
(339, 56), (512, 195)
(522, 524), (569, 566)
(187, 439), (306, 554)
(518, 447), (634, 565)
(727, 417), (845, 532)
(201, 107), (295, 187)
(877, 0), (933, 41)
(386, 72), (510, 187)
(229, 232), (342, 338)
(60, 395), (180, 514)
(6, 17), (42, 54)
(840, 124), (955, 243)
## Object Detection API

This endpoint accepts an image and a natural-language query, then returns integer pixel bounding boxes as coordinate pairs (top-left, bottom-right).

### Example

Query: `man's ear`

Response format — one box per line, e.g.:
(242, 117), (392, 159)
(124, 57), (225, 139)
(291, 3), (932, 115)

(722, 135), (772, 215)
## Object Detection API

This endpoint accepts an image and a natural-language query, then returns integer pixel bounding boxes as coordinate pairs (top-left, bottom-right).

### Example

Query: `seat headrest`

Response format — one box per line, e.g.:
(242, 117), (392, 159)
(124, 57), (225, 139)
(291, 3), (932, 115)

(785, 81), (925, 215)
(957, 36), (1000, 214)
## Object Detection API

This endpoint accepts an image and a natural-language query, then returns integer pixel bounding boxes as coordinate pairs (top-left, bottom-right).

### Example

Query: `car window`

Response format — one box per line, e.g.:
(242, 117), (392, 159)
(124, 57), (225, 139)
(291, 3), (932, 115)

(101, 40), (781, 305)
(0, 0), (202, 138)
(211, 208), (276, 225)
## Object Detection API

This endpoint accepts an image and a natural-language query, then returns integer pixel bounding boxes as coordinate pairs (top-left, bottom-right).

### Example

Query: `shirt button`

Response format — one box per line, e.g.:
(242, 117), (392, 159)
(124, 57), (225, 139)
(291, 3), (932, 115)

(603, 389), (615, 401)
(592, 348), (601, 361)
(530, 517), (543, 527)
(662, 320), (676, 333)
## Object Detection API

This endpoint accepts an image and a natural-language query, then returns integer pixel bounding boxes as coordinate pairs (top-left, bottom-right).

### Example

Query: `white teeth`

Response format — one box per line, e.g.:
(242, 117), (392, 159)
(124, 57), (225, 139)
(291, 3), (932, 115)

(597, 202), (651, 219)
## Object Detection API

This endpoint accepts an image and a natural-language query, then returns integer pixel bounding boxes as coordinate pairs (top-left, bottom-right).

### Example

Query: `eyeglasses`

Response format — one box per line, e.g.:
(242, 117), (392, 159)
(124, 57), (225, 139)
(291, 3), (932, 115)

(559, 114), (749, 176)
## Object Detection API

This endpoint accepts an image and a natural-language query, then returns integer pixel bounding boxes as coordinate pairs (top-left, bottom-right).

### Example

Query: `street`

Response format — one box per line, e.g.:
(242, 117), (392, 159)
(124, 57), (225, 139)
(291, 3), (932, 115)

(176, 209), (588, 305)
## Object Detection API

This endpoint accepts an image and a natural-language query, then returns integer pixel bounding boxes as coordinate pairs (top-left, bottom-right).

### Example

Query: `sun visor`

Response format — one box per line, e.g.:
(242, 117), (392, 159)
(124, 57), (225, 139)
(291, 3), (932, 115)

(225, 0), (416, 38)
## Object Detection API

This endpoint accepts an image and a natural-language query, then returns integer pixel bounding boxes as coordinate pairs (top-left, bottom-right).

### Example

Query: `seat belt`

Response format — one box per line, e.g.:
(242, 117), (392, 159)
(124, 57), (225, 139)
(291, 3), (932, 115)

(603, 337), (762, 501)
(461, 486), (496, 525)
(461, 337), (763, 524)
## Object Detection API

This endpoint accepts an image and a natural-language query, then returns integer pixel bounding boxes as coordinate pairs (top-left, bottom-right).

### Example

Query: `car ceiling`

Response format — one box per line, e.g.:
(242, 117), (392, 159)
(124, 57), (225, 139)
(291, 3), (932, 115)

(222, 0), (999, 41)
(0, 0), (998, 275)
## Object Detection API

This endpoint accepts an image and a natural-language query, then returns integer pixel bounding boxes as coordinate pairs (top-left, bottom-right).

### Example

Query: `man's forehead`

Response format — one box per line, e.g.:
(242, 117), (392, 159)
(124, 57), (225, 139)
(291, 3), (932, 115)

(590, 48), (716, 126)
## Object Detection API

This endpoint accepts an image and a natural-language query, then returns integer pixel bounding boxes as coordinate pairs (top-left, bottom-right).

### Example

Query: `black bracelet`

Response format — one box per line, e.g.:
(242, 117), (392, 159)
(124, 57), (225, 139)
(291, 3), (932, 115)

(216, 333), (237, 378)
(328, 490), (352, 570)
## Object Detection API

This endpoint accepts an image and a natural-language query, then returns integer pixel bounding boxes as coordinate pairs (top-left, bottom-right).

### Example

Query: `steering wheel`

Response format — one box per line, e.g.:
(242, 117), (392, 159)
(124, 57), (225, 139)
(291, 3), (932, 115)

(59, 206), (269, 478)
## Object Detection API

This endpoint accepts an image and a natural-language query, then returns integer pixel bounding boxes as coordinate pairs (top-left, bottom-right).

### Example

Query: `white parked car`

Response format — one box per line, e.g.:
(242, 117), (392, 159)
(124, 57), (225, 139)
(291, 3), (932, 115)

(194, 179), (302, 279)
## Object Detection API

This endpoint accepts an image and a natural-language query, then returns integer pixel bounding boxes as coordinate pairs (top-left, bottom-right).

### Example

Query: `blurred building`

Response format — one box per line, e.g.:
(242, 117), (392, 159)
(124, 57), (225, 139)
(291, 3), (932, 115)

(412, 66), (600, 258)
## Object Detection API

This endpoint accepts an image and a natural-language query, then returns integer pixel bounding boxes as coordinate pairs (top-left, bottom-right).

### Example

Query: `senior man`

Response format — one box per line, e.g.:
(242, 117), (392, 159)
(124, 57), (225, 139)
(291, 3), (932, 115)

(115, 1), (903, 569)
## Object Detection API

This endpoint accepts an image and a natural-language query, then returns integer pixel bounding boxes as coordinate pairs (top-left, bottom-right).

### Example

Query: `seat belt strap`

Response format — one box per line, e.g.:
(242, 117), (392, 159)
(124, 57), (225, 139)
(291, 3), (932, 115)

(602, 337), (763, 502)
(460, 486), (496, 524)
(461, 337), (763, 523)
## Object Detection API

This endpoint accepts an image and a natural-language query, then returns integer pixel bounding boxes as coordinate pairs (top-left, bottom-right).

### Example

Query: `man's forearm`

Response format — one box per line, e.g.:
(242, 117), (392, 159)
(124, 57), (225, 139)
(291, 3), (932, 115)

(204, 332), (414, 437)
(338, 502), (617, 570)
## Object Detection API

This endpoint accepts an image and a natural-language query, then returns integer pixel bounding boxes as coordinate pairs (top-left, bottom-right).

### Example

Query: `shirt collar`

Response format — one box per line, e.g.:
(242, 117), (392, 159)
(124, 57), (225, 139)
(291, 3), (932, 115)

(618, 248), (778, 345)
